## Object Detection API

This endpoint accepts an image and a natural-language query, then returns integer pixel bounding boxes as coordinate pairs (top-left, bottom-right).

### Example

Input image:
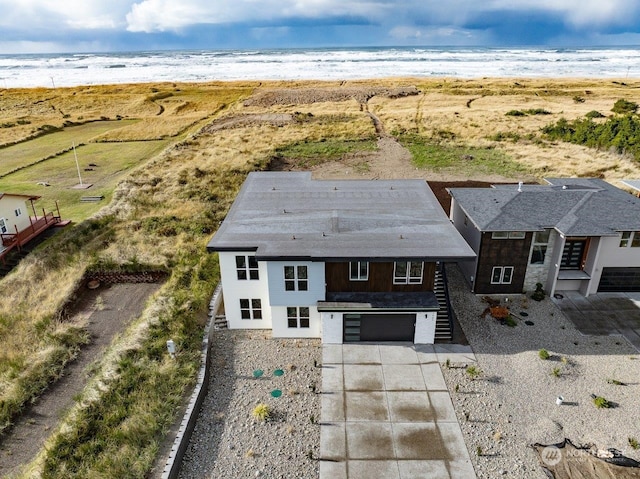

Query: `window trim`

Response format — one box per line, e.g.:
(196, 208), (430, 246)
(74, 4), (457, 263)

(492, 231), (526, 240)
(620, 232), (640, 248)
(235, 255), (259, 281)
(284, 265), (309, 291)
(530, 230), (551, 265)
(620, 231), (632, 247)
(491, 266), (514, 285)
(349, 261), (369, 281)
(239, 298), (262, 320)
(393, 261), (424, 284)
(287, 306), (310, 328)
(0, 217), (7, 234)
(14, 208), (22, 217)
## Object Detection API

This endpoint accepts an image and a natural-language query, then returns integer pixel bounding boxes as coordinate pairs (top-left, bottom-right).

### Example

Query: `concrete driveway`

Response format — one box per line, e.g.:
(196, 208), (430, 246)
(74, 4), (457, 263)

(319, 344), (477, 479)
(553, 291), (640, 351)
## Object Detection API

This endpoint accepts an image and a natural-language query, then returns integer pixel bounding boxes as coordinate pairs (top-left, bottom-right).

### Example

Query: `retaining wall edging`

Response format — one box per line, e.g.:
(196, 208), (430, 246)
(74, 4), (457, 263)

(161, 283), (223, 479)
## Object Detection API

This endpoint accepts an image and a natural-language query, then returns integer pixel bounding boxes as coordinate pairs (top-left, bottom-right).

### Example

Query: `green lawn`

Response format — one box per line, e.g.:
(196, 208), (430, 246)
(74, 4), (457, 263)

(0, 140), (167, 222)
(0, 120), (138, 177)
(396, 133), (530, 178)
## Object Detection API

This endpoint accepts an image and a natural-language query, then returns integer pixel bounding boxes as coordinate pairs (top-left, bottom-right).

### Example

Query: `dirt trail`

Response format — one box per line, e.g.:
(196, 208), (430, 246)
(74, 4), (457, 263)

(310, 103), (517, 183)
(0, 282), (161, 477)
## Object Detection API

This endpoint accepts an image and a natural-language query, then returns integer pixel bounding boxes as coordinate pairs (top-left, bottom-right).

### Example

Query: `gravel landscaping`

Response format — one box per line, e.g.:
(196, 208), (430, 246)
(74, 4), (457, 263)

(443, 264), (640, 479)
(178, 330), (322, 479)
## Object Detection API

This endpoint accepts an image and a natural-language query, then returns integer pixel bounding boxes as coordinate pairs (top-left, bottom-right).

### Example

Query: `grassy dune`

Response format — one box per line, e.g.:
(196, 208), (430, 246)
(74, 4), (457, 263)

(0, 78), (638, 477)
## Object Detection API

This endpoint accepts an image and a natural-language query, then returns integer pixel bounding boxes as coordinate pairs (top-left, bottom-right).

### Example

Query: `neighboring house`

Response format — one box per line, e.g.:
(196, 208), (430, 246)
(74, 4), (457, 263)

(448, 178), (640, 297)
(207, 172), (475, 344)
(0, 193), (62, 263)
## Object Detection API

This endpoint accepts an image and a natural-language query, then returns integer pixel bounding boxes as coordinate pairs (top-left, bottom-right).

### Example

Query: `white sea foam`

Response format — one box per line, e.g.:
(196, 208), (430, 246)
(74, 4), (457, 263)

(0, 47), (639, 88)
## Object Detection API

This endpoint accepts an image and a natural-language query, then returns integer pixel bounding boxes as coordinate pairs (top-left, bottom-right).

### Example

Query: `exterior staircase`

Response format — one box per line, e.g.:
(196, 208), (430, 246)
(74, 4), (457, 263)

(434, 263), (454, 342)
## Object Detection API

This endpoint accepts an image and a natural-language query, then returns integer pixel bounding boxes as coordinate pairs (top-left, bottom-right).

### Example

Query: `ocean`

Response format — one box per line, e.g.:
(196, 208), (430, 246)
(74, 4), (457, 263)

(1, 47), (639, 88)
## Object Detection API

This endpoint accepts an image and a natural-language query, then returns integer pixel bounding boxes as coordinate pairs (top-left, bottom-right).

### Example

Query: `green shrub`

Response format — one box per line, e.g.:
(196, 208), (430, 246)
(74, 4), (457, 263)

(252, 403), (271, 421)
(531, 283), (545, 302)
(551, 367), (561, 378)
(506, 110), (526, 117)
(524, 108), (551, 115)
(573, 95), (585, 103)
(542, 114), (640, 161)
(585, 110), (605, 119)
(629, 437), (640, 450)
(538, 349), (550, 360)
(466, 365), (481, 380)
(593, 396), (612, 409)
(612, 99), (638, 114)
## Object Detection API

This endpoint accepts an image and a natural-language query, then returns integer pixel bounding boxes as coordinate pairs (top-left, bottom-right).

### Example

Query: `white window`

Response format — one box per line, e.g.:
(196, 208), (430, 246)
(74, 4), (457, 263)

(349, 261), (369, 281)
(394, 261), (424, 284)
(14, 208), (22, 217)
(239, 298), (262, 320)
(492, 231), (525, 239)
(0, 218), (7, 234)
(491, 266), (514, 284)
(530, 230), (550, 265)
(236, 255), (259, 280)
(284, 265), (308, 291)
(620, 232), (640, 248)
(287, 306), (309, 328)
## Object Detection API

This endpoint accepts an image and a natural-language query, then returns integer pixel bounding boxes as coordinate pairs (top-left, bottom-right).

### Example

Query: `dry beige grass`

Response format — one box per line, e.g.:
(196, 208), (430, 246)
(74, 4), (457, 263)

(1, 77), (640, 476)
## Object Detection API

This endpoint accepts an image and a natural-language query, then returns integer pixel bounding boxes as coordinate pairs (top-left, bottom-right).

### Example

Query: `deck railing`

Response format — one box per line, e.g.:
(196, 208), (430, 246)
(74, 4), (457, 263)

(1, 212), (58, 249)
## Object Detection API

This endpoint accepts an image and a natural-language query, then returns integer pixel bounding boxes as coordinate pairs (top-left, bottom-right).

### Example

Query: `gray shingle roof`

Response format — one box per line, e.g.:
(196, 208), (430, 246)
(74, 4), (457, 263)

(207, 172), (476, 261)
(621, 179), (640, 193)
(449, 178), (640, 236)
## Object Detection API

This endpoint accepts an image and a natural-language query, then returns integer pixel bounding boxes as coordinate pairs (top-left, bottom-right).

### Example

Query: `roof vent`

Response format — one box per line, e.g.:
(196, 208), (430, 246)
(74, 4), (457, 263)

(399, 234), (404, 240)
(518, 181), (523, 192)
(292, 235), (296, 240)
(562, 185), (568, 190)
(334, 186), (338, 190)
(283, 209), (287, 214)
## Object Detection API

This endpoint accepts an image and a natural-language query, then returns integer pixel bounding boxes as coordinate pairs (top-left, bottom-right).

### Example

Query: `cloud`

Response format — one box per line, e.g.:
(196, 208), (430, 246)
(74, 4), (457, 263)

(123, 0), (640, 36)
(125, 0), (389, 32)
(0, 0), (639, 52)
(0, 0), (132, 31)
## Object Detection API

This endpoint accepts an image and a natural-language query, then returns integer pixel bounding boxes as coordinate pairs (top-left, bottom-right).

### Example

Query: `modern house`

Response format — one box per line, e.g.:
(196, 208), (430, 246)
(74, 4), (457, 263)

(0, 193), (63, 264)
(207, 172), (475, 344)
(448, 178), (640, 297)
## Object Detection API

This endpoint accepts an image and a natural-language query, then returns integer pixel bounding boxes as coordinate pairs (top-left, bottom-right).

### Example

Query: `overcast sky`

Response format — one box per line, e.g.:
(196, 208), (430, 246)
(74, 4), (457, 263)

(1, 0), (640, 53)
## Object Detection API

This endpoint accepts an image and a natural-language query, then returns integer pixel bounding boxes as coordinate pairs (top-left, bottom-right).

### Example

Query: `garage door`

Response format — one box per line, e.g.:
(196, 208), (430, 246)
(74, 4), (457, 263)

(344, 313), (415, 342)
(598, 267), (640, 292)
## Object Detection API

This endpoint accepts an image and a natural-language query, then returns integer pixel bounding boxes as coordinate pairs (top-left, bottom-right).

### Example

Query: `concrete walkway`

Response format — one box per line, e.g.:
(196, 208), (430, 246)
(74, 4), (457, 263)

(553, 291), (640, 351)
(319, 344), (477, 479)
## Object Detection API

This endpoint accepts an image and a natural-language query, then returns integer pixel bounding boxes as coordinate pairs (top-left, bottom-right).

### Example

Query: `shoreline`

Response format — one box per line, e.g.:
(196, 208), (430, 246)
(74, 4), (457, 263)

(2, 76), (640, 91)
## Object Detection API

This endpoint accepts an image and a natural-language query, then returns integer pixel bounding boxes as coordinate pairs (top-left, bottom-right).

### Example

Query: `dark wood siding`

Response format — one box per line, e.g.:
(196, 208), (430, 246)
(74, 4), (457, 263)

(475, 232), (532, 294)
(325, 262), (435, 293)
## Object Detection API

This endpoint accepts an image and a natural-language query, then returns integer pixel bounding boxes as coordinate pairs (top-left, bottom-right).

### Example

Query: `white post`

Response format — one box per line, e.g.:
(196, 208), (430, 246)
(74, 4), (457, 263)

(73, 142), (83, 186)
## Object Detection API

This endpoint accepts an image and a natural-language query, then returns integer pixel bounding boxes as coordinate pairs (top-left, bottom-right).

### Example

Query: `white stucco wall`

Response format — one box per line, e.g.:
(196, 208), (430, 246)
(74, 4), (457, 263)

(414, 311), (436, 344)
(584, 234), (640, 295)
(450, 199), (481, 288)
(0, 196), (30, 234)
(218, 251), (272, 330)
(266, 261), (325, 306)
(271, 306), (321, 338)
(321, 312), (343, 344)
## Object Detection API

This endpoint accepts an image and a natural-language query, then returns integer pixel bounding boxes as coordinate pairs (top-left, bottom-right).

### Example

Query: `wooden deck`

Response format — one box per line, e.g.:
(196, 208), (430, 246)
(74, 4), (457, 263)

(0, 212), (61, 263)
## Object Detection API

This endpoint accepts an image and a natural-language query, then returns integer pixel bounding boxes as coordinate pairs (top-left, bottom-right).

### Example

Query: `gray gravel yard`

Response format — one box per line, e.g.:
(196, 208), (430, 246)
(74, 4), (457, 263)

(443, 265), (640, 479)
(179, 330), (322, 479)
